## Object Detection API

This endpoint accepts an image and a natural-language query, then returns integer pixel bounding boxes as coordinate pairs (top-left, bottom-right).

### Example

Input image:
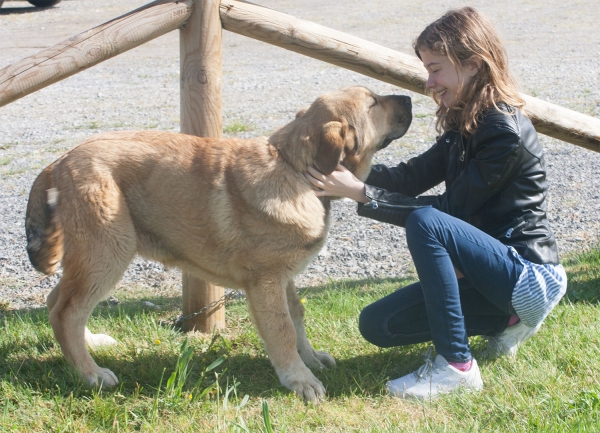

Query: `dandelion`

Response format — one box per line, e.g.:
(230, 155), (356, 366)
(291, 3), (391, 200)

(300, 298), (307, 304)
(155, 339), (161, 345)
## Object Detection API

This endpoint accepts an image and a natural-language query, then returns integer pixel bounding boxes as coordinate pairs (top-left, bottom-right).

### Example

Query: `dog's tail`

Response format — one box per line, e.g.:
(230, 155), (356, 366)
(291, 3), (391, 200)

(25, 167), (64, 275)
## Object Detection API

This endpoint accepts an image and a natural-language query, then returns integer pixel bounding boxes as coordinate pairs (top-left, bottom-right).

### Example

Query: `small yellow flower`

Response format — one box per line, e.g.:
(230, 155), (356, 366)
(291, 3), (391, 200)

(188, 394), (193, 400)
(300, 298), (307, 304)
(155, 339), (161, 345)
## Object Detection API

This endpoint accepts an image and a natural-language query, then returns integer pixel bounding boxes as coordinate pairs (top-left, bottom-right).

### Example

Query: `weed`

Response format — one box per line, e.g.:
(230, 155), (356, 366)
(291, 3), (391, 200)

(224, 121), (253, 135)
(0, 156), (14, 166)
(73, 121), (102, 130)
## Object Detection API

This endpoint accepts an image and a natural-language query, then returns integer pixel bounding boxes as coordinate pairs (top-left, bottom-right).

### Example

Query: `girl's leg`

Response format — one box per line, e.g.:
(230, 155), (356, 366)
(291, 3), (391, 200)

(359, 279), (510, 348)
(404, 207), (524, 363)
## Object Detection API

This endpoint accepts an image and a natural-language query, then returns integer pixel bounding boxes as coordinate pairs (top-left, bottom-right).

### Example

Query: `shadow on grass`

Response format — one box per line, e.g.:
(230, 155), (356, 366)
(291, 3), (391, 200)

(563, 270), (600, 304)
(0, 342), (426, 401)
(1, 276), (421, 401)
(562, 248), (600, 304)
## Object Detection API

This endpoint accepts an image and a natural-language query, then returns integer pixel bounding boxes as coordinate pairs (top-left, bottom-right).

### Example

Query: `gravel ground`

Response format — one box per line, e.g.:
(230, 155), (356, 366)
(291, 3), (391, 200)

(1, 0), (599, 311)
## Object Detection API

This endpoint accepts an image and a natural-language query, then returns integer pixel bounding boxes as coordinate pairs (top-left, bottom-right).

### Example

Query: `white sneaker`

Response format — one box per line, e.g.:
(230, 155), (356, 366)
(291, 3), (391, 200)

(484, 321), (542, 358)
(386, 353), (483, 400)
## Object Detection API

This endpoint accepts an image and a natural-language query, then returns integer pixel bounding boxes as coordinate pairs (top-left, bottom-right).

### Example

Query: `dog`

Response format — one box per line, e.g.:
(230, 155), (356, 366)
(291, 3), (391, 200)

(25, 86), (412, 402)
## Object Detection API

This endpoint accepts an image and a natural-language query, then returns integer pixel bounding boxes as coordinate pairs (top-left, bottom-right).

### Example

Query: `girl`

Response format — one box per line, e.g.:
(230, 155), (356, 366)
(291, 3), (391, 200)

(305, 7), (567, 399)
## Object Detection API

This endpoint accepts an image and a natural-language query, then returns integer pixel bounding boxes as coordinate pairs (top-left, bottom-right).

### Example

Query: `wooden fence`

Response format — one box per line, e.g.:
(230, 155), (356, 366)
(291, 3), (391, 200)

(1, 0), (599, 331)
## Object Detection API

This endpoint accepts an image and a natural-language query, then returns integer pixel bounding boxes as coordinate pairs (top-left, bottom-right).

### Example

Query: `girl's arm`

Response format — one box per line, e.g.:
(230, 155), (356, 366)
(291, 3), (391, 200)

(366, 138), (447, 197)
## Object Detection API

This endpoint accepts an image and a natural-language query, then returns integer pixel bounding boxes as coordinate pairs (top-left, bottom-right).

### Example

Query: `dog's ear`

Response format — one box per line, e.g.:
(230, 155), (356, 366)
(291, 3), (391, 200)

(314, 121), (346, 175)
(295, 106), (309, 119)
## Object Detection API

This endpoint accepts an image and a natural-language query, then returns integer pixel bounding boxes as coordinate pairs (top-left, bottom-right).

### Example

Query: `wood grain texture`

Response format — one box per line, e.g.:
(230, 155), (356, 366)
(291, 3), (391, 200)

(220, 0), (600, 152)
(180, 0), (226, 333)
(221, 0), (427, 94)
(0, 0), (193, 107)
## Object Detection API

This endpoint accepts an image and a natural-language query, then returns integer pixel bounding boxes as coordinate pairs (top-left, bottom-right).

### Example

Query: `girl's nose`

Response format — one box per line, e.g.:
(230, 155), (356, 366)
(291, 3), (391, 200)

(425, 74), (435, 89)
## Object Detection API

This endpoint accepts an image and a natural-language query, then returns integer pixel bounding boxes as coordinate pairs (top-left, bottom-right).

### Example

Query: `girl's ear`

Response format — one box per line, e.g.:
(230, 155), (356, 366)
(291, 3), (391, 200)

(467, 55), (483, 75)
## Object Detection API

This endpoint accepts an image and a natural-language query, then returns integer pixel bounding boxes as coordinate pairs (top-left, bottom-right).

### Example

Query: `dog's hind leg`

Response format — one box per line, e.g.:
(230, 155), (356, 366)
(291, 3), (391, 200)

(48, 225), (135, 387)
(245, 277), (326, 402)
(47, 275), (117, 350)
(285, 280), (335, 370)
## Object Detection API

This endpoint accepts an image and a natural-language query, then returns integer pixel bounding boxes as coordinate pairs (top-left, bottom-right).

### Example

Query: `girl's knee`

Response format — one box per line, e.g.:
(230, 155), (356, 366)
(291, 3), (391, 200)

(406, 206), (439, 228)
(358, 304), (386, 347)
(406, 207), (440, 243)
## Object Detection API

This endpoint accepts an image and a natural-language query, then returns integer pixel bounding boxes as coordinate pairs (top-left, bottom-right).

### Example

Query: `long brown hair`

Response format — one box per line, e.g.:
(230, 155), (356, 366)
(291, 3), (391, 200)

(414, 7), (524, 137)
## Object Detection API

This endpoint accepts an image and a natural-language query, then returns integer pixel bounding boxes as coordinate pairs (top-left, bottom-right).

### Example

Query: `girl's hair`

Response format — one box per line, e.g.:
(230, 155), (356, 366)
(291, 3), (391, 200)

(414, 7), (524, 136)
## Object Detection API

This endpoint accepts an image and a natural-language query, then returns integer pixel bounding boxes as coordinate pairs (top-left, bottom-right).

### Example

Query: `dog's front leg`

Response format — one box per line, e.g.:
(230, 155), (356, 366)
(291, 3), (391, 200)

(285, 280), (336, 370)
(245, 279), (326, 402)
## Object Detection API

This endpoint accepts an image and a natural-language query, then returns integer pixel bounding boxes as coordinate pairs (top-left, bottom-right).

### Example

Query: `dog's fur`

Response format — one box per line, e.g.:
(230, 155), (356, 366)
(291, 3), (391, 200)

(25, 86), (412, 401)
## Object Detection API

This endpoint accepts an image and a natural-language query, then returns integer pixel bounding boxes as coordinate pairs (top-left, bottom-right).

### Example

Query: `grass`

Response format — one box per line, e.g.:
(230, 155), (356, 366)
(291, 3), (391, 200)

(1, 249), (600, 432)
(223, 121), (253, 135)
(73, 121), (103, 130)
(0, 156), (14, 166)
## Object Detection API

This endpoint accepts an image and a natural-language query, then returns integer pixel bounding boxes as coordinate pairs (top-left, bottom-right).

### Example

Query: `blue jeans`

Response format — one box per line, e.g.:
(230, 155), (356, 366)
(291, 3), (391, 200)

(359, 207), (524, 363)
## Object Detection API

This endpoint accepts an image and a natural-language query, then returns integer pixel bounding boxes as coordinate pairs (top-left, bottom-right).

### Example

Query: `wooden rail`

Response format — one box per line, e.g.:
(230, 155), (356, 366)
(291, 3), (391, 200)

(219, 0), (600, 153)
(2, 0), (599, 151)
(0, 0), (193, 106)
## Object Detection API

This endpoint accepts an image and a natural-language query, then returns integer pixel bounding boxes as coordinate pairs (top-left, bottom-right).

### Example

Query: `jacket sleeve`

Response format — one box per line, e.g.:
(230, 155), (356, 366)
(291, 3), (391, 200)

(365, 138), (447, 197)
(356, 184), (442, 227)
(446, 119), (524, 221)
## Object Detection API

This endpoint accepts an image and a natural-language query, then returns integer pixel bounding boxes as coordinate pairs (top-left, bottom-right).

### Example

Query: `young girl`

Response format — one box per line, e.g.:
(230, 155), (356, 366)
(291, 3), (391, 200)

(305, 7), (567, 399)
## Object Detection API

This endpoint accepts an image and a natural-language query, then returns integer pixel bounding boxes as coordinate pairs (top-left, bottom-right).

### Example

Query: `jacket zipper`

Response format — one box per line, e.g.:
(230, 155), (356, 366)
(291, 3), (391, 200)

(505, 220), (527, 238)
(458, 135), (465, 163)
(365, 200), (428, 211)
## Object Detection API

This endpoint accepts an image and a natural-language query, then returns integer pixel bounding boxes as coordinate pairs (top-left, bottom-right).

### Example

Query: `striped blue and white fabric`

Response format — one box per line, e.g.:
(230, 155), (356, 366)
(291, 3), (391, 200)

(509, 247), (568, 328)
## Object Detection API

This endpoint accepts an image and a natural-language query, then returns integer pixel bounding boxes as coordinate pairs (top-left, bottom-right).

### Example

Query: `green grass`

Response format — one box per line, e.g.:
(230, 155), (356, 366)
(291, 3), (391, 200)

(223, 121), (253, 135)
(1, 249), (600, 432)
(0, 156), (14, 166)
(73, 121), (103, 130)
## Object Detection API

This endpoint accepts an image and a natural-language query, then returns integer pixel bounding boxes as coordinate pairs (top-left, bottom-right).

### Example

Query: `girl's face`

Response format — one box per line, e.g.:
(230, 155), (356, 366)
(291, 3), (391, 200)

(419, 49), (480, 108)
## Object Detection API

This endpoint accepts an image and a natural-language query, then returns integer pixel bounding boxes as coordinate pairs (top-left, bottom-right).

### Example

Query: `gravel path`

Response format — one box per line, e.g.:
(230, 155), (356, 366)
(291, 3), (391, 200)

(1, 0), (599, 310)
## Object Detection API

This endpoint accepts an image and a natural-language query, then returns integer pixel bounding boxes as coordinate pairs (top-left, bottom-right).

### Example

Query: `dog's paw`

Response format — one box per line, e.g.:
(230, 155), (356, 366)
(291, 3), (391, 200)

(314, 350), (336, 369)
(289, 374), (326, 403)
(85, 327), (118, 349)
(299, 348), (336, 371)
(277, 362), (326, 403)
(86, 368), (119, 388)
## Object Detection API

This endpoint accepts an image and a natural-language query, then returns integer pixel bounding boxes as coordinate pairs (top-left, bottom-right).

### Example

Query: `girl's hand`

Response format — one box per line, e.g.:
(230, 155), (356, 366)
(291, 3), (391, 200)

(305, 164), (368, 203)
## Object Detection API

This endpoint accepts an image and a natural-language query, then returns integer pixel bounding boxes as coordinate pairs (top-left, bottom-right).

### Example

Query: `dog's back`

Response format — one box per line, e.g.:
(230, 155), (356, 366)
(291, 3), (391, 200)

(25, 131), (328, 287)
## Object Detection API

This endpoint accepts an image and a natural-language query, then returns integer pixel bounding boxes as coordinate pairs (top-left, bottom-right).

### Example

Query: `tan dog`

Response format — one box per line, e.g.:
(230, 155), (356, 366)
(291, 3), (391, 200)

(25, 86), (412, 402)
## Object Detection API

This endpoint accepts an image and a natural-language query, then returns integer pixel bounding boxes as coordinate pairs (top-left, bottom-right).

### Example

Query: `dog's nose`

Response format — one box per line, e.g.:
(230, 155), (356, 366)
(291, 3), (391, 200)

(390, 94), (412, 108)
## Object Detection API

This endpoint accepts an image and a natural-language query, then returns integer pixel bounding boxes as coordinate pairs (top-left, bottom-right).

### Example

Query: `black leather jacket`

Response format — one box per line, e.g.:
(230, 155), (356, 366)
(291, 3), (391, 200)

(357, 105), (559, 265)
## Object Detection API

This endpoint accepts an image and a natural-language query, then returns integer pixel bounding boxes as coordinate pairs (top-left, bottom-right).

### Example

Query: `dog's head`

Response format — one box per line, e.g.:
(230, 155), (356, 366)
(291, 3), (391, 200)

(269, 86), (412, 181)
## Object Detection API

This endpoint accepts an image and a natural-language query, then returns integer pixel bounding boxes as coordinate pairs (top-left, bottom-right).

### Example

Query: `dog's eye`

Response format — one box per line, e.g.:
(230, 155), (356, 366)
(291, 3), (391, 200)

(369, 97), (378, 108)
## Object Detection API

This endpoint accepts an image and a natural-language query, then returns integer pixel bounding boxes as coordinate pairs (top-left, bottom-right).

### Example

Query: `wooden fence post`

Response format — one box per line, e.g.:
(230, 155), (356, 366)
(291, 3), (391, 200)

(180, 0), (226, 332)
